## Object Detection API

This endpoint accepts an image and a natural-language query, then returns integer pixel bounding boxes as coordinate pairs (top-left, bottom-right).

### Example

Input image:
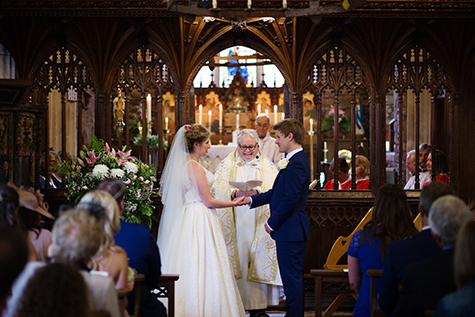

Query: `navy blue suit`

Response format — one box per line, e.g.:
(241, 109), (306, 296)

(392, 248), (456, 317)
(251, 150), (310, 316)
(115, 221), (167, 317)
(379, 229), (441, 316)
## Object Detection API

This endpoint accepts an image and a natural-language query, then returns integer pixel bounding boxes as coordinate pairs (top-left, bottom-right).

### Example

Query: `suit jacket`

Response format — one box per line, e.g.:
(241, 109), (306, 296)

(251, 150), (310, 242)
(379, 229), (441, 316)
(115, 221), (166, 317)
(435, 279), (475, 317)
(392, 248), (456, 317)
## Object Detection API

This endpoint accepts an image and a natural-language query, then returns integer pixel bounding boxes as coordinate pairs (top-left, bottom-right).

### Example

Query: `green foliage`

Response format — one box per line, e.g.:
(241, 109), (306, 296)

(57, 135), (157, 227)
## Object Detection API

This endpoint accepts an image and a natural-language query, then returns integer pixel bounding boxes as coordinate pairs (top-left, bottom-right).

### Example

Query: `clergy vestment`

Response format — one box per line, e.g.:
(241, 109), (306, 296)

(404, 171), (431, 189)
(212, 150), (282, 310)
(258, 132), (282, 167)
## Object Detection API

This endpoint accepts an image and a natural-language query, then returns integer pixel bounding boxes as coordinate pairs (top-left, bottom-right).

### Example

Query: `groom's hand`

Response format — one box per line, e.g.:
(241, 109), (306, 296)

(264, 222), (273, 234)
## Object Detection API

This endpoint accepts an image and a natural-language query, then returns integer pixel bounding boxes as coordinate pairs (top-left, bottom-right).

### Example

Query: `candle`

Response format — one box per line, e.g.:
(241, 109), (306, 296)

(213, 0), (217, 8)
(274, 105), (278, 124)
(265, 109), (269, 116)
(282, 112), (285, 120)
(236, 112), (239, 130)
(146, 94), (152, 134)
(310, 118), (313, 131)
(199, 104), (203, 124)
(283, 0), (287, 9)
(257, 104), (261, 114)
(165, 117), (169, 130)
(219, 104), (223, 128)
(247, 0), (252, 9)
(208, 110), (212, 130)
(324, 141), (327, 149)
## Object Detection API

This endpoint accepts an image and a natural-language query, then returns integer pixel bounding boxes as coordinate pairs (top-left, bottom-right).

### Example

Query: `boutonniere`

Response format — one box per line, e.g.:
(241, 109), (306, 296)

(278, 158), (290, 170)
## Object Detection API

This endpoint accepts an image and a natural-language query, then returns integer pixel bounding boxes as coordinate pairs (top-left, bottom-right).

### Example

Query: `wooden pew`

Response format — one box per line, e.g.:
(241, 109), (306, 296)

(153, 274), (179, 317)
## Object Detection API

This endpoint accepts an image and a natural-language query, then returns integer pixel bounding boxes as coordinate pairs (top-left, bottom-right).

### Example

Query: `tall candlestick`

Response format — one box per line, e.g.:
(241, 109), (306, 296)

(236, 112), (239, 130)
(274, 105), (278, 124)
(165, 117), (169, 130)
(199, 104), (203, 124)
(213, 0), (217, 8)
(310, 133), (314, 179)
(310, 118), (313, 131)
(247, 0), (252, 9)
(208, 110), (212, 130)
(146, 94), (152, 135)
(281, 112), (285, 120)
(219, 104), (223, 128)
(265, 109), (269, 117)
(283, 0), (287, 9)
(257, 104), (261, 114)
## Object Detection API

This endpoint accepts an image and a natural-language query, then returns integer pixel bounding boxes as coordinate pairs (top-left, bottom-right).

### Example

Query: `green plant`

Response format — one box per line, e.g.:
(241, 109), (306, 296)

(56, 135), (157, 226)
(322, 105), (351, 132)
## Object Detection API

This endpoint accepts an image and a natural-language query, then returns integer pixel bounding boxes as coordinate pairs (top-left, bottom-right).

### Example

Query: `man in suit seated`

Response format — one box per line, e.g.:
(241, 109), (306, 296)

(379, 182), (455, 316)
(98, 178), (167, 317)
(392, 195), (471, 317)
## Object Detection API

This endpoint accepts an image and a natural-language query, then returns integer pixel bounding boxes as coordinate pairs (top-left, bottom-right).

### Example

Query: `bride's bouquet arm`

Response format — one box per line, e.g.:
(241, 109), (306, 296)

(190, 161), (244, 209)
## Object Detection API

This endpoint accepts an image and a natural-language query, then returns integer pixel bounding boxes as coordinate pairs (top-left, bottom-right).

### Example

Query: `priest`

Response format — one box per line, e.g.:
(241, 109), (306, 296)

(212, 129), (282, 317)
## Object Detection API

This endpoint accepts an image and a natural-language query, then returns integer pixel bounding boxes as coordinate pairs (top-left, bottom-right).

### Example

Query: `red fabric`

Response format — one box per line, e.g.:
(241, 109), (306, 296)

(323, 178), (352, 190)
(422, 174), (449, 188)
(356, 179), (370, 190)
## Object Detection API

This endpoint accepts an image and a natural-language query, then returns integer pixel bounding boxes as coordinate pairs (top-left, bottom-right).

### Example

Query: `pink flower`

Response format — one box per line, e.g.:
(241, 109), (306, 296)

(116, 158), (127, 165)
(86, 151), (98, 165)
(184, 124), (191, 132)
(117, 151), (130, 160)
(78, 159), (84, 167)
(105, 143), (111, 153)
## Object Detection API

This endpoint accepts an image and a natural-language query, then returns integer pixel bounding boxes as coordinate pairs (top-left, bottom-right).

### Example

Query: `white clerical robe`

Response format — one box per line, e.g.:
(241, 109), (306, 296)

(258, 132), (282, 167)
(404, 171), (432, 189)
(212, 150), (282, 310)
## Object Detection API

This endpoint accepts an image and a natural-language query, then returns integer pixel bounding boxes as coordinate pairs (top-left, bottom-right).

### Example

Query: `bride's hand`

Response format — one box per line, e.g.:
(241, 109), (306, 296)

(233, 196), (250, 206)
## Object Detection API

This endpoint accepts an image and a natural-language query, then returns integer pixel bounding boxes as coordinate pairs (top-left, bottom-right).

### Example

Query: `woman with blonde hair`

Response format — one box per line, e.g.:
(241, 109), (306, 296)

(77, 190), (129, 290)
(355, 155), (370, 190)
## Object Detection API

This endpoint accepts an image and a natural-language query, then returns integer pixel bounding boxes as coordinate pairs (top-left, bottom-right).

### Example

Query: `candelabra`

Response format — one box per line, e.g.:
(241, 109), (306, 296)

(308, 130), (315, 181)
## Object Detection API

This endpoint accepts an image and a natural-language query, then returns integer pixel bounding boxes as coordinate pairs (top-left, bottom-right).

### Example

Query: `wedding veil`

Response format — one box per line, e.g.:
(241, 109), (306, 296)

(157, 125), (192, 272)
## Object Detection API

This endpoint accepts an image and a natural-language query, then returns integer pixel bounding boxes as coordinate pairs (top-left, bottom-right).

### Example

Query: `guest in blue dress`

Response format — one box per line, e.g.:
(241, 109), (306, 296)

(435, 221), (475, 317)
(348, 184), (418, 317)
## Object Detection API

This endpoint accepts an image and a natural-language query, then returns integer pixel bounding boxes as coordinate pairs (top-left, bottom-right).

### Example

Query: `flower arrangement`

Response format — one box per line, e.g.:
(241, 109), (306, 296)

(133, 134), (168, 151)
(322, 105), (351, 132)
(57, 135), (157, 226)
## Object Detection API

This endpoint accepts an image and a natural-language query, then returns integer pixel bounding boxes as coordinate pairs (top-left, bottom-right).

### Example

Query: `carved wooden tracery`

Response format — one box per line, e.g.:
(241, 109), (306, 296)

(307, 46), (369, 190)
(29, 47), (94, 185)
(112, 46), (175, 169)
(387, 47), (453, 189)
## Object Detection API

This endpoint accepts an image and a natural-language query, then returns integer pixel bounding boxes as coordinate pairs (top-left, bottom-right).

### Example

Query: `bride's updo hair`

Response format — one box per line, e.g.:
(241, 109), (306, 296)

(185, 124), (210, 152)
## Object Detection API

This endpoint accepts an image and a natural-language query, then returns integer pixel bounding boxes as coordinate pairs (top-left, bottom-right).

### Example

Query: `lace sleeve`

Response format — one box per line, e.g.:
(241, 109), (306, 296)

(347, 229), (362, 258)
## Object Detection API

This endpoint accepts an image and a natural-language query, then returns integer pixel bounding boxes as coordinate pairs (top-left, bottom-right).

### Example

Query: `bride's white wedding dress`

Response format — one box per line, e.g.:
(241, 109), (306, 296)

(162, 162), (246, 317)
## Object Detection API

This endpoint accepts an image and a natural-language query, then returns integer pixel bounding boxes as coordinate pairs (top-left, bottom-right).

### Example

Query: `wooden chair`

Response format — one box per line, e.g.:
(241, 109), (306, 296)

(154, 274), (179, 317)
(367, 269), (385, 317)
(311, 207), (373, 317)
(130, 273), (145, 317)
(116, 288), (129, 317)
(90, 311), (111, 317)
(413, 213), (422, 231)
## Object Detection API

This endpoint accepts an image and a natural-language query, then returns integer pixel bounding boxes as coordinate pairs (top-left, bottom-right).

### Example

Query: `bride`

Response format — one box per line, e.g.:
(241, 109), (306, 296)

(157, 124), (246, 317)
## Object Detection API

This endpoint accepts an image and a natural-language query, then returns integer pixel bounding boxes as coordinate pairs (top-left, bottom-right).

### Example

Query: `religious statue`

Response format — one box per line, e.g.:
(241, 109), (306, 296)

(113, 89), (125, 132)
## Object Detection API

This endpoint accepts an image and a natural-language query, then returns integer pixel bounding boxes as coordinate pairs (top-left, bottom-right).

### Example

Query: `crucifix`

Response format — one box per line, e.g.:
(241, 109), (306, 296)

(228, 98), (246, 131)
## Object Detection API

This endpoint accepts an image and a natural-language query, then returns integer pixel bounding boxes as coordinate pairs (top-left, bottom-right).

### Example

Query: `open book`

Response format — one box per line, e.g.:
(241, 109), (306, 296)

(228, 180), (263, 191)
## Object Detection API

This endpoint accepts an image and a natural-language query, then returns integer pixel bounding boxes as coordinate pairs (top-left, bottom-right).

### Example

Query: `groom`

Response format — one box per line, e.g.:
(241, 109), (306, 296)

(241, 118), (310, 316)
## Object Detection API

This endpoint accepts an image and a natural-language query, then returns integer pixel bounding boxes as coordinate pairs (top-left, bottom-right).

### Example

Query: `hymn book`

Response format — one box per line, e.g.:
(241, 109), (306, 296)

(228, 180), (263, 191)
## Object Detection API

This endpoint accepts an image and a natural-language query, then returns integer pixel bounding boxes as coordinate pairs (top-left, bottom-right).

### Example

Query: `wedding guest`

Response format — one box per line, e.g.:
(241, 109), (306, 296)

(157, 123), (246, 317)
(348, 184), (418, 317)
(255, 113), (282, 166)
(435, 221), (475, 316)
(0, 184), (38, 262)
(97, 178), (167, 317)
(0, 225), (29, 312)
(355, 155), (370, 189)
(323, 157), (351, 190)
(7, 209), (120, 317)
(393, 195), (471, 317)
(213, 129), (281, 317)
(77, 190), (129, 290)
(16, 189), (55, 262)
(12, 263), (90, 317)
(379, 182), (455, 316)
(39, 150), (62, 189)
(423, 149), (449, 187)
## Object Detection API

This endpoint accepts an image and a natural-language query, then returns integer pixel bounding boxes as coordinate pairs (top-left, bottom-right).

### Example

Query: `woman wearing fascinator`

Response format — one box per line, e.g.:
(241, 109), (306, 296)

(157, 124), (247, 317)
(77, 190), (130, 291)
